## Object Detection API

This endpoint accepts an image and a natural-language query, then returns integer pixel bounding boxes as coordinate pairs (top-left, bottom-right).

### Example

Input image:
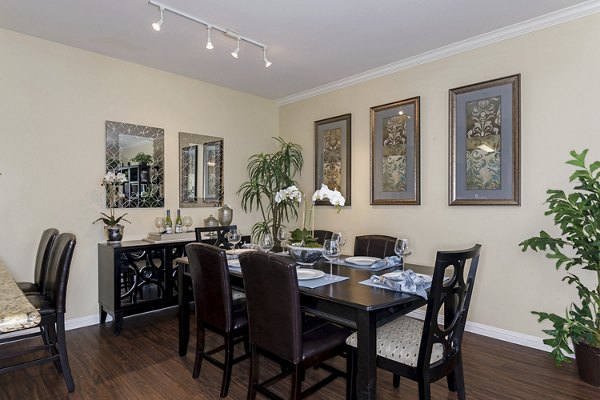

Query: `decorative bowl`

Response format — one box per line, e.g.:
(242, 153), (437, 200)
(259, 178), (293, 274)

(288, 244), (323, 265)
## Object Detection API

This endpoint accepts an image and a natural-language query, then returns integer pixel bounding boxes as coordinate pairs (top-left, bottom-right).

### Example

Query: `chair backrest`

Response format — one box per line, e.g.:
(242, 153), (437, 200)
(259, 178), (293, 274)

(354, 235), (397, 258)
(186, 243), (235, 332)
(239, 251), (303, 364)
(418, 244), (481, 371)
(35, 228), (59, 292)
(195, 225), (237, 248)
(44, 233), (77, 313)
(312, 230), (333, 245)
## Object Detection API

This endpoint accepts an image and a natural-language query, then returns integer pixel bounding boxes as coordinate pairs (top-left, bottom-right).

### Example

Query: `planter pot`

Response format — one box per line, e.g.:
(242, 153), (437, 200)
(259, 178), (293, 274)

(104, 225), (124, 244)
(288, 244), (322, 266)
(574, 340), (600, 387)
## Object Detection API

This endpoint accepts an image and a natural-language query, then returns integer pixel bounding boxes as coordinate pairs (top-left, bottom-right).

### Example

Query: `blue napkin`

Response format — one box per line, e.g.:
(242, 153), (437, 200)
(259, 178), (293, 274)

(370, 269), (430, 299)
(370, 255), (401, 269)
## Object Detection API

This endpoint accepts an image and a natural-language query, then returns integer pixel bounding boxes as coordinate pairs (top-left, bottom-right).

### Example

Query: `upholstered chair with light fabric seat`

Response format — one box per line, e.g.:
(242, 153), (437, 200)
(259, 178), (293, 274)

(17, 228), (59, 294)
(185, 243), (249, 398)
(347, 244), (482, 400)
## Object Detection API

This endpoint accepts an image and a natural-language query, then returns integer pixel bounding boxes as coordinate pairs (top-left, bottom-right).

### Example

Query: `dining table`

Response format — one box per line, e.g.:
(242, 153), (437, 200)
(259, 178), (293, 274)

(176, 254), (440, 400)
(0, 261), (41, 334)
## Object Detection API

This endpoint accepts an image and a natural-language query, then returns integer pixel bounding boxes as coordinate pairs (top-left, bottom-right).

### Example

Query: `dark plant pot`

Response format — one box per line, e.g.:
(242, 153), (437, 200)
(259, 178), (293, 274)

(104, 225), (124, 244)
(574, 340), (600, 387)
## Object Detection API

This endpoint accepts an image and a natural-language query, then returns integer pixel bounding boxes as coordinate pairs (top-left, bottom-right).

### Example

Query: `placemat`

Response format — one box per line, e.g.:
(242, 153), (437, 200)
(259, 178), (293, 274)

(298, 274), (348, 289)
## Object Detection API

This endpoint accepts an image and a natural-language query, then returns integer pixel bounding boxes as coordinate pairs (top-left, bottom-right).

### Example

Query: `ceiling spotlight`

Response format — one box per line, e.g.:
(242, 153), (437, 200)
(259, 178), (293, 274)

(206, 26), (214, 50)
(152, 7), (164, 31)
(231, 37), (240, 58)
(263, 48), (272, 68)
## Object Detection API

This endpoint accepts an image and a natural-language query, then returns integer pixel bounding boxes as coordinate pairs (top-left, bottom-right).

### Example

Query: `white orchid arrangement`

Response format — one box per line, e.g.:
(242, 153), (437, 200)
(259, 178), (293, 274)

(274, 184), (345, 246)
(93, 172), (130, 227)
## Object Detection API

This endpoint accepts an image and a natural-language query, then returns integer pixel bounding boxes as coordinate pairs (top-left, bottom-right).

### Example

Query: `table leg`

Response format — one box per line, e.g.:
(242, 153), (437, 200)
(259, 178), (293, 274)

(355, 310), (377, 400)
(178, 265), (190, 356)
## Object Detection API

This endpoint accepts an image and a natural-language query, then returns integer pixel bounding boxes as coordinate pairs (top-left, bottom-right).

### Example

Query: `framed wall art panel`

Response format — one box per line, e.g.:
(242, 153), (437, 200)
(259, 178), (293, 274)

(449, 74), (521, 205)
(314, 113), (351, 206)
(371, 97), (420, 205)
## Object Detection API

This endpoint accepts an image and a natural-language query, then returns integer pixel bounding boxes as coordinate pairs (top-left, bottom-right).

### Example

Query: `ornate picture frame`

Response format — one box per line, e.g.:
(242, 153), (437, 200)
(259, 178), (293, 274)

(370, 97), (420, 205)
(449, 74), (521, 205)
(314, 113), (351, 206)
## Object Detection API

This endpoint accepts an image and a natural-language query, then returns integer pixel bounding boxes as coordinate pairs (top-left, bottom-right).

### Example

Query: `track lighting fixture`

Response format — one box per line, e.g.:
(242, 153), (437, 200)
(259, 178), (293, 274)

(148, 1), (272, 67)
(206, 26), (214, 50)
(263, 48), (272, 67)
(231, 37), (240, 59)
(152, 6), (164, 31)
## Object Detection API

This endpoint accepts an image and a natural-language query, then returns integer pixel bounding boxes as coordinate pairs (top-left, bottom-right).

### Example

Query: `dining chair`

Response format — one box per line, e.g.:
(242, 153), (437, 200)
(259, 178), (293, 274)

(346, 244), (482, 400)
(312, 229), (333, 245)
(185, 243), (249, 398)
(0, 233), (77, 392)
(16, 228), (59, 294)
(353, 234), (397, 258)
(239, 251), (351, 400)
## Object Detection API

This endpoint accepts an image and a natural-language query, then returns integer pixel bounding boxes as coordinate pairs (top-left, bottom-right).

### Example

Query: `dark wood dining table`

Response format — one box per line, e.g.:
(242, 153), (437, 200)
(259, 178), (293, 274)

(176, 255), (434, 400)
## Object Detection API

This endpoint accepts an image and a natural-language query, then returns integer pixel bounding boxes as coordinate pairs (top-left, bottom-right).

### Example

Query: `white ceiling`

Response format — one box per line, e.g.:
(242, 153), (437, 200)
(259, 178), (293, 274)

(0, 0), (598, 102)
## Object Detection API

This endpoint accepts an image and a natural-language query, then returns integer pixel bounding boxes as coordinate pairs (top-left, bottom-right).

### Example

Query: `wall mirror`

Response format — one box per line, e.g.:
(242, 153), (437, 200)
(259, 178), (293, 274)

(179, 132), (223, 208)
(105, 121), (165, 208)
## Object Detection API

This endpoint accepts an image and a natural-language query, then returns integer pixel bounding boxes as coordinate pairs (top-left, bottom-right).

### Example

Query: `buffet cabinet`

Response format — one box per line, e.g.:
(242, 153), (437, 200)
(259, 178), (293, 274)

(98, 239), (193, 335)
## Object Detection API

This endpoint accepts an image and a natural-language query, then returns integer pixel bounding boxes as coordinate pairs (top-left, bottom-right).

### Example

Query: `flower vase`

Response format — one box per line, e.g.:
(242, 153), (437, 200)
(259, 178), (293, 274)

(104, 225), (124, 244)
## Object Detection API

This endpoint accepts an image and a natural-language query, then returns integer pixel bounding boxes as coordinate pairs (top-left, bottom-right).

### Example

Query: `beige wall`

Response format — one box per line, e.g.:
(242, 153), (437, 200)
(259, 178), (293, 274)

(279, 14), (600, 339)
(0, 28), (277, 321)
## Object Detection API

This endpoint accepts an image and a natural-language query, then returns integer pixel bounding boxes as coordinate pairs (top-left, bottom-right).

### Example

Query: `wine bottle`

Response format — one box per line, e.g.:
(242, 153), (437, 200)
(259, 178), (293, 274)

(165, 209), (173, 234)
(175, 209), (183, 233)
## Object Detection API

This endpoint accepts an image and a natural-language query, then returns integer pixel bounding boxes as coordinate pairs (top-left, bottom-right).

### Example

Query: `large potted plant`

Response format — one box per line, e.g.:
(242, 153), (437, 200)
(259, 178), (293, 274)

(238, 137), (303, 242)
(520, 150), (600, 386)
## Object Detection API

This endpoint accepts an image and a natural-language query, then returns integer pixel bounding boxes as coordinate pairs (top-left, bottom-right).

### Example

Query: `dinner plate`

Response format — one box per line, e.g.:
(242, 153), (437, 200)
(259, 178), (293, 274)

(226, 248), (256, 255)
(296, 269), (325, 280)
(345, 256), (381, 266)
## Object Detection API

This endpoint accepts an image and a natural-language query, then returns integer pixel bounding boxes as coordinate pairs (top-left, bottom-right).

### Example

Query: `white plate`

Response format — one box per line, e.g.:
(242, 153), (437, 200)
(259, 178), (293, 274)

(226, 248), (256, 255)
(296, 269), (325, 280)
(345, 256), (381, 266)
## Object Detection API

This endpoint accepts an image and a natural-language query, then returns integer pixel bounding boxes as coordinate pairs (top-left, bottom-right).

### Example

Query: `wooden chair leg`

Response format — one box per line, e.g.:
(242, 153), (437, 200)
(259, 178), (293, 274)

(454, 359), (466, 400)
(220, 334), (234, 397)
(346, 348), (356, 400)
(247, 345), (259, 400)
(290, 364), (302, 400)
(46, 323), (61, 372)
(393, 373), (400, 388)
(417, 379), (431, 400)
(56, 315), (75, 392)
(192, 322), (205, 379)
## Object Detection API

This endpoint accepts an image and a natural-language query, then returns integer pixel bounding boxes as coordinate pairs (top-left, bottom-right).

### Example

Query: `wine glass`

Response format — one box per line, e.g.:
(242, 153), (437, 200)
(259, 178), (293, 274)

(154, 217), (165, 234)
(323, 239), (340, 280)
(331, 231), (346, 249)
(394, 238), (413, 271)
(182, 216), (193, 232)
(277, 227), (289, 252)
(227, 229), (241, 254)
(259, 232), (274, 253)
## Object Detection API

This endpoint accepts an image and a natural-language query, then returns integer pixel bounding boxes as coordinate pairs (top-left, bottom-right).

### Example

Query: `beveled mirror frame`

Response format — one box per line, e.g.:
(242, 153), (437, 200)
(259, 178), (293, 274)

(105, 120), (165, 208)
(179, 132), (224, 208)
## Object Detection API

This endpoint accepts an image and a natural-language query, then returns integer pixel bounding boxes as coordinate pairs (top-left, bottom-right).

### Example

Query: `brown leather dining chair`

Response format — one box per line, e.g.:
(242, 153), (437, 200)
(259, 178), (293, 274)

(346, 244), (482, 400)
(17, 228), (59, 294)
(354, 234), (397, 258)
(185, 243), (249, 398)
(0, 233), (77, 392)
(239, 251), (351, 399)
(312, 229), (333, 245)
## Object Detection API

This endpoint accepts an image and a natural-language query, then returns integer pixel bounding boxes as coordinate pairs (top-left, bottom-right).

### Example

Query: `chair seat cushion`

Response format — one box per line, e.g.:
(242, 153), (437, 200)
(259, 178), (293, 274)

(302, 316), (351, 362)
(16, 281), (39, 294)
(346, 316), (443, 367)
(26, 294), (56, 317)
(232, 289), (246, 302)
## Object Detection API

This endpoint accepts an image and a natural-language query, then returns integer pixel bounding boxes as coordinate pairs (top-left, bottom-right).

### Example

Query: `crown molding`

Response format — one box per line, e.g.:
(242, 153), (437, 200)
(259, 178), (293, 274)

(276, 0), (600, 106)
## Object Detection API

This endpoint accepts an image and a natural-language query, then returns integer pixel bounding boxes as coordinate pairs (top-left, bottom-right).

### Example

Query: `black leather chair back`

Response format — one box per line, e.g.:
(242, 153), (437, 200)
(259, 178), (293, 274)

(419, 244), (481, 371)
(186, 243), (235, 332)
(44, 233), (76, 313)
(195, 225), (237, 248)
(239, 252), (303, 364)
(354, 234), (397, 258)
(312, 230), (333, 245)
(35, 228), (59, 294)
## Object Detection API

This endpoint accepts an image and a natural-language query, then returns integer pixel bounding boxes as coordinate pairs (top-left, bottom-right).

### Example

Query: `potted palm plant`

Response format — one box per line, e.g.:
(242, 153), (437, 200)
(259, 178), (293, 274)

(520, 150), (600, 386)
(238, 137), (303, 242)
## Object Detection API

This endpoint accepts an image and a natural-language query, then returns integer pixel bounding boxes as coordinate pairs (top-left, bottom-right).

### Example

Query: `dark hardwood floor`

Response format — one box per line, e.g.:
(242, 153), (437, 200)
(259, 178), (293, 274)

(0, 308), (598, 399)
